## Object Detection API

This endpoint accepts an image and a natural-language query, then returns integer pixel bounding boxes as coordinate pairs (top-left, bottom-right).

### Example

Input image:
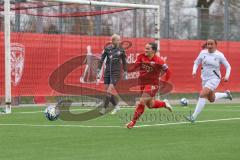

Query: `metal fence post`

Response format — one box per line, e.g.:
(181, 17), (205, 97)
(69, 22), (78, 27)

(165, 0), (170, 38)
(224, 0), (229, 40)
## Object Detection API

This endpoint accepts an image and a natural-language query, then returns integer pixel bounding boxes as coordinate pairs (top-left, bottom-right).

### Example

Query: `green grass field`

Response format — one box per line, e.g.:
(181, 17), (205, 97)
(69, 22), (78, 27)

(0, 104), (240, 160)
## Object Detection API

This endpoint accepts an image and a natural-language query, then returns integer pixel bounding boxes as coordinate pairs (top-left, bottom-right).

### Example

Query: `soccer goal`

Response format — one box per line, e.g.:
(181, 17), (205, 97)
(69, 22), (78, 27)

(1, 0), (160, 112)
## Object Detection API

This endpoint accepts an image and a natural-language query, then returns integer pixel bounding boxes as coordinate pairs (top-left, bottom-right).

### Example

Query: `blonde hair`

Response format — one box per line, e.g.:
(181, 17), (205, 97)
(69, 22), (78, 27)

(111, 34), (120, 41)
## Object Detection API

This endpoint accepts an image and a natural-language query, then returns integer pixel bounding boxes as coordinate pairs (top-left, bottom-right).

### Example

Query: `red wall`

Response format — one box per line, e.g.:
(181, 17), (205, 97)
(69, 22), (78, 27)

(0, 33), (239, 96)
(161, 39), (240, 93)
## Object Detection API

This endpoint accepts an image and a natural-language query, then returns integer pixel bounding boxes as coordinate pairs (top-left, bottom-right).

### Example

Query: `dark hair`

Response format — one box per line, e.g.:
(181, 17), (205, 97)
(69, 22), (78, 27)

(202, 43), (207, 49)
(148, 42), (158, 52)
(213, 39), (217, 45)
(207, 39), (217, 45)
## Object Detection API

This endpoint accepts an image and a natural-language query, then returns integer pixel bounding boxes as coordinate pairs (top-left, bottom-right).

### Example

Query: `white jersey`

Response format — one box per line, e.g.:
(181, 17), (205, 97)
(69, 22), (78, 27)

(193, 49), (231, 81)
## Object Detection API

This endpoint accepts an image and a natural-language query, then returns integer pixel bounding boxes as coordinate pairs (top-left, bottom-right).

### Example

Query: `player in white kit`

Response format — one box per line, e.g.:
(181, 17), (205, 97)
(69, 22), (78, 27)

(185, 39), (232, 122)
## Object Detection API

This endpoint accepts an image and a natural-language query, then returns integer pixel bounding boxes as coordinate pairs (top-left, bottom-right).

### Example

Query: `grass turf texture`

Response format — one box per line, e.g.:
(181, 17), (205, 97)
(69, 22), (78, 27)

(0, 104), (240, 160)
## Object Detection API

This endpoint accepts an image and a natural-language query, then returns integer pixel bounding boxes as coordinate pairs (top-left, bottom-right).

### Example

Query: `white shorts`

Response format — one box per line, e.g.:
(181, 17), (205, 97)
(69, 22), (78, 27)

(202, 78), (221, 91)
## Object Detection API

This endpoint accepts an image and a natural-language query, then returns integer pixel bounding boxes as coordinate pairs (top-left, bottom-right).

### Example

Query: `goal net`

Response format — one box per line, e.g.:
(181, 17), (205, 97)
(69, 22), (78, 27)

(0, 0), (160, 109)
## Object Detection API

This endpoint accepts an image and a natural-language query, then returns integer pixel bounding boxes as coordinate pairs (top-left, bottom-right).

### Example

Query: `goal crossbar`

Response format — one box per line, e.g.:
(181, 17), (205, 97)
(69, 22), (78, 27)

(28, 0), (159, 9)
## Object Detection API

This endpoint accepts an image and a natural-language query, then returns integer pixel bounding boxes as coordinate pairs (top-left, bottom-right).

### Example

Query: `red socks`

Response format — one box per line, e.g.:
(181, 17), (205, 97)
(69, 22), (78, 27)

(152, 100), (166, 108)
(132, 104), (145, 122)
(131, 100), (166, 123)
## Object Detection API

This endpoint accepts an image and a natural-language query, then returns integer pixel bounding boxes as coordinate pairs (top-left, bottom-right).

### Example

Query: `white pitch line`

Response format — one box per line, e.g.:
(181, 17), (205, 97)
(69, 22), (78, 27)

(13, 106), (240, 114)
(0, 117), (239, 128)
(16, 108), (93, 114)
(135, 121), (188, 127)
(0, 123), (122, 128)
(135, 117), (240, 128)
(14, 107), (137, 114)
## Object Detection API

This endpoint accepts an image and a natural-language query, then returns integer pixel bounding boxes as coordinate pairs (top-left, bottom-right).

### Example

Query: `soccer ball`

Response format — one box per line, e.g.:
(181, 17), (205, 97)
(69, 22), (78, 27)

(44, 104), (60, 121)
(180, 98), (188, 106)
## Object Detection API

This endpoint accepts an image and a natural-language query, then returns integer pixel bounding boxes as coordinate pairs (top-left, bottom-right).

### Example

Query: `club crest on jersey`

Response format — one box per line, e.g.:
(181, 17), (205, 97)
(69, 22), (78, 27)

(150, 61), (156, 65)
(11, 43), (25, 86)
(117, 51), (121, 56)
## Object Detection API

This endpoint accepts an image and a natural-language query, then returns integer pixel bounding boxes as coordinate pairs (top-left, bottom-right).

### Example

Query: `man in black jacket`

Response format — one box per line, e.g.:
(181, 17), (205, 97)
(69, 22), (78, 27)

(97, 34), (127, 114)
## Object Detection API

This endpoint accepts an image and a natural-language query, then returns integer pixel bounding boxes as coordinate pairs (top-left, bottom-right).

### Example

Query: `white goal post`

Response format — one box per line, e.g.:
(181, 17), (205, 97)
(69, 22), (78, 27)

(4, 0), (11, 113)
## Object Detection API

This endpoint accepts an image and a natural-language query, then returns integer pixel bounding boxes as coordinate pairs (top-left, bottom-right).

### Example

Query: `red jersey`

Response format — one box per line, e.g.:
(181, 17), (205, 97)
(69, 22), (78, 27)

(131, 53), (169, 85)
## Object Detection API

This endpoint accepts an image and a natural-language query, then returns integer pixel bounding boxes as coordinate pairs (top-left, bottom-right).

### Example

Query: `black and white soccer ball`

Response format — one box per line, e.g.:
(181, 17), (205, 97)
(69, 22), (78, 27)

(180, 98), (188, 106)
(44, 104), (60, 121)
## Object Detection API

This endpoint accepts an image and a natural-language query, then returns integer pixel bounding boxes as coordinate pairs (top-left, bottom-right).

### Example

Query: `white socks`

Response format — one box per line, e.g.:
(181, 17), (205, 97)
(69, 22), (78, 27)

(192, 98), (206, 120)
(215, 92), (228, 101)
(115, 105), (120, 110)
(192, 92), (228, 120)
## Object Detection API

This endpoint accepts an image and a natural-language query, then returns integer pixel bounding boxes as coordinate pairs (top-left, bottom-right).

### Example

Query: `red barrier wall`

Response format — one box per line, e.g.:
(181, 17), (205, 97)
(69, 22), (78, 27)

(160, 39), (240, 93)
(0, 32), (151, 96)
(0, 33), (239, 96)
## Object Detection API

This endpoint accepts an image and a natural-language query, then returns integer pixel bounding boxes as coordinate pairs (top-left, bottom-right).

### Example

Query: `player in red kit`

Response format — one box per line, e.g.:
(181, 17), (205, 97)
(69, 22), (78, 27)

(126, 42), (173, 129)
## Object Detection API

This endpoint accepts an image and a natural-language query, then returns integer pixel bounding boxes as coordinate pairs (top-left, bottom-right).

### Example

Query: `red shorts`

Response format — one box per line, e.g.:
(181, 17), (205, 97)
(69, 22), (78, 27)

(140, 85), (159, 97)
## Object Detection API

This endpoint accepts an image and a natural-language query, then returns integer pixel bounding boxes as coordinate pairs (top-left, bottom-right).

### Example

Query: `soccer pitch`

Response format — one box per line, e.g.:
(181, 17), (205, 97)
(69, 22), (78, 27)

(0, 104), (240, 160)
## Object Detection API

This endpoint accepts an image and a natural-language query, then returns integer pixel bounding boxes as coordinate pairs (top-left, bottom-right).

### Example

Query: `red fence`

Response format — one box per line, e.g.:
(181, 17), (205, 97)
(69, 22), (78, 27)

(161, 39), (240, 93)
(0, 32), (240, 96)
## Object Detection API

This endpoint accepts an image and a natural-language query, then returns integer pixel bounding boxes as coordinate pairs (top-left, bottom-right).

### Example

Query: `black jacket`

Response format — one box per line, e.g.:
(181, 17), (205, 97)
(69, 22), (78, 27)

(98, 44), (127, 77)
